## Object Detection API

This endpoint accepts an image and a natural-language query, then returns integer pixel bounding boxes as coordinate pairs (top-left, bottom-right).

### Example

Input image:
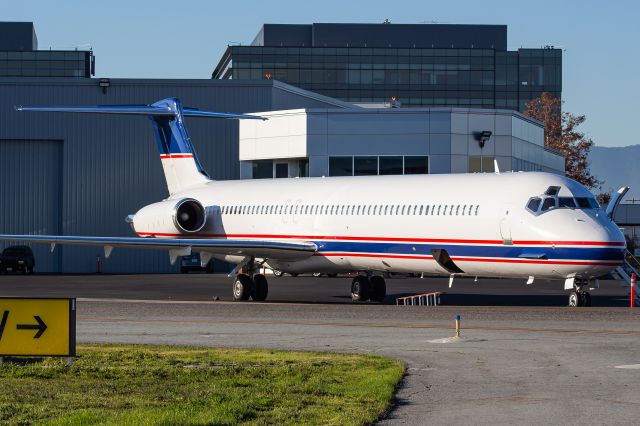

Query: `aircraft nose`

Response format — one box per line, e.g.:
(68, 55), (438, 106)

(583, 215), (626, 263)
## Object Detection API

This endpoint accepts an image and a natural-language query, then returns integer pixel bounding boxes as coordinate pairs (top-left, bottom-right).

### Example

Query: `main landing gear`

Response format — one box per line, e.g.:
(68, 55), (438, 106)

(568, 279), (592, 307)
(351, 275), (386, 303)
(232, 273), (269, 301)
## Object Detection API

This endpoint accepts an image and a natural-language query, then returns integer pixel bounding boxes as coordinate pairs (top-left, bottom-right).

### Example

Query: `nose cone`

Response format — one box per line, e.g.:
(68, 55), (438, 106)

(575, 212), (626, 268)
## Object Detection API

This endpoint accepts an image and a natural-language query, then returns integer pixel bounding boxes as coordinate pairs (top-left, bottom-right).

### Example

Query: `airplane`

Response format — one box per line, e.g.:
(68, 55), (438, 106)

(0, 98), (629, 307)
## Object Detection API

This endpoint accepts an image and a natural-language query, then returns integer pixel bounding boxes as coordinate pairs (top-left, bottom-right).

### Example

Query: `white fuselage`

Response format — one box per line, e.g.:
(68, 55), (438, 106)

(132, 171), (626, 280)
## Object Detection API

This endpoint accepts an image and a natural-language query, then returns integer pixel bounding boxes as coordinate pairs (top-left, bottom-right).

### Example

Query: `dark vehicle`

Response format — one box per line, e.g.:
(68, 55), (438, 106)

(180, 254), (214, 273)
(0, 245), (35, 274)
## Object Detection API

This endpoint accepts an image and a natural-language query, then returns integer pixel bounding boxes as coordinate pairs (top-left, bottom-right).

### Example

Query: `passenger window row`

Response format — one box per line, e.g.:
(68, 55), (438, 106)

(215, 203), (481, 216)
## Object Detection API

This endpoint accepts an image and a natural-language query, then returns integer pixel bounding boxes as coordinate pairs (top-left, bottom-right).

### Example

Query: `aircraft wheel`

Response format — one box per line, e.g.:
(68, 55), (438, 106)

(370, 276), (387, 303)
(272, 270), (284, 277)
(253, 274), (269, 301)
(312, 272), (322, 277)
(328, 273), (338, 278)
(580, 291), (592, 307)
(568, 291), (581, 307)
(233, 273), (254, 301)
(351, 275), (371, 302)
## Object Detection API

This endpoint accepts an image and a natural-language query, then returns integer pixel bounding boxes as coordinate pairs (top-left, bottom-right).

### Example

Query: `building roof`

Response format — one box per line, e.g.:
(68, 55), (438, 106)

(251, 23), (507, 50)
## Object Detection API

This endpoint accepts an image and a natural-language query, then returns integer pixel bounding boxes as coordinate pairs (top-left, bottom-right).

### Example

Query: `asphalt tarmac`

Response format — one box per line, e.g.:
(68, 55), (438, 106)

(1, 273), (639, 424)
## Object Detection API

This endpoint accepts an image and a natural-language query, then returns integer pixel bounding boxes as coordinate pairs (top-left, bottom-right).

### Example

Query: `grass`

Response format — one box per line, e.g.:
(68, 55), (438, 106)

(0, 344), (405, 426)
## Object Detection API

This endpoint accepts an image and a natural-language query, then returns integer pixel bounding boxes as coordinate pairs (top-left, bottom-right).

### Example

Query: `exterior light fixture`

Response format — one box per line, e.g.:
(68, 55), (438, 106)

(474, 130), (492, 149)
(264, 72), (273, 80)
(98, 78), (110, 94)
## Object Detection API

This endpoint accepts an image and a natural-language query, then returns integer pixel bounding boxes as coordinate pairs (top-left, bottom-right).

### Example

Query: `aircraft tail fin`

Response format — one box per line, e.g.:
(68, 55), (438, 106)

(15, 98), (265, 195)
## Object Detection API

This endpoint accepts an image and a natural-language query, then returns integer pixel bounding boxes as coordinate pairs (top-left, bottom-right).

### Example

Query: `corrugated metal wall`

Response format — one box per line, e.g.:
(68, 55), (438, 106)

(0, 139), (62, 271)
(0, 78), (346, 272)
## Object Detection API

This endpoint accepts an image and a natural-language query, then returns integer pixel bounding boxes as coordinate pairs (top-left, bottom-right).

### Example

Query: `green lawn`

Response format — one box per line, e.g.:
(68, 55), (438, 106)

(0, 344), (405, 426)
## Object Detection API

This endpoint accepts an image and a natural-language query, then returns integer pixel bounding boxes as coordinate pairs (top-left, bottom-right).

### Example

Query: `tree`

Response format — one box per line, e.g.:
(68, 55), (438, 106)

(524, 92), (600, 189)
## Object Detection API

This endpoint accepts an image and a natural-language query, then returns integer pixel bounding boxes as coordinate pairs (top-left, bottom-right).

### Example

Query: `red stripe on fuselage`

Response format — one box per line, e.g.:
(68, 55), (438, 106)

(159, 154), (194, 159)
(135, 232), (624, 247)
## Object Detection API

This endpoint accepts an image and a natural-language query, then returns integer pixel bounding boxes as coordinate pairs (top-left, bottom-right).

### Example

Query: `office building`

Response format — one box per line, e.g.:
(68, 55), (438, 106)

(213, 23), (561, 112)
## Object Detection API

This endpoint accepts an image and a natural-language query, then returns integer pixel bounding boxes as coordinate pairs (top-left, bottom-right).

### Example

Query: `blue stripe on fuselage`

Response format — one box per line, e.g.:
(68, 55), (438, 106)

(312, 241), (624, 261)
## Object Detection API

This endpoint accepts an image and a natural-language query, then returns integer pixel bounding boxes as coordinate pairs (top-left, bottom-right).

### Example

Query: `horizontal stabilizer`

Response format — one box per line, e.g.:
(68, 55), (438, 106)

(15, 105), (266, 120)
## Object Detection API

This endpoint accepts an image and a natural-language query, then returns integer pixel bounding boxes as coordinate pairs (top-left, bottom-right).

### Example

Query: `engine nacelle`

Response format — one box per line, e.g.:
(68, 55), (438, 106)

(130, 198), (207, 236)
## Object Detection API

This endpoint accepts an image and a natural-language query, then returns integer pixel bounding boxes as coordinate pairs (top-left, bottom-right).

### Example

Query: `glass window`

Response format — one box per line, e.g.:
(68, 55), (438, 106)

(404, 156), (428, 174)
(576, 197), (599, 209)
(329, 157), (353, 176)
(541, 197), (556, 212)
(482, 157), (495, 173)
(469, 156), (482, 173)
(298, 159), (309, 177)
(379, 156), (403, 175)
(559, 197), (577, 208)
(275, 163), (288, 178)
(526, 198), (541, 213)
(253, 160), (273, 179)
(354, 156), (378, 176)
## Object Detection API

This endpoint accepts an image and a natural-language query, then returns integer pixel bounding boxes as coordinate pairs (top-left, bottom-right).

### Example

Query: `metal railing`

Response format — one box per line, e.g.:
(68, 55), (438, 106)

(396, 292), (443, 306)
(613, 250), (640, 304)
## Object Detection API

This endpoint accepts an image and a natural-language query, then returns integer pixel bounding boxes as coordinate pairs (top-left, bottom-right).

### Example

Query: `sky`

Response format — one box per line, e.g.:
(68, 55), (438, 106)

(2, 0), (639, 147)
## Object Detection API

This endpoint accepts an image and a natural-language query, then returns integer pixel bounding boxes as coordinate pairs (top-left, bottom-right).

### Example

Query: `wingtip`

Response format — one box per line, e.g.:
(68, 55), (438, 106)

(14, 105), (22, 111)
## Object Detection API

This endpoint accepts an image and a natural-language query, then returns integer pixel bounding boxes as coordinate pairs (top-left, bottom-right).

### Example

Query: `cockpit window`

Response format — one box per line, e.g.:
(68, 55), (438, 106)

(526, 197), (542, 213)
(558, 197), (577, 209)
(541, 197), (556, 212)
(576, 197), (599, 209)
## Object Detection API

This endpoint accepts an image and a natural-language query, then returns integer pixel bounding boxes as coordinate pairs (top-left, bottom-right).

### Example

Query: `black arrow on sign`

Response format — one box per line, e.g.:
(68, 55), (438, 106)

(16, 315), (47, 338)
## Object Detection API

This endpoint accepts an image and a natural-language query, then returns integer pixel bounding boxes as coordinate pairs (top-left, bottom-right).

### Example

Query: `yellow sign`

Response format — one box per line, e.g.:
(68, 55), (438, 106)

(0, 298), (75, 357)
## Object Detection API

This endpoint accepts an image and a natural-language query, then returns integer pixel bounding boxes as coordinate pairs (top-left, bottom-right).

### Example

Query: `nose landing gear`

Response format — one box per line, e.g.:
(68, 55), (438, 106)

(568, 279), (592, 307)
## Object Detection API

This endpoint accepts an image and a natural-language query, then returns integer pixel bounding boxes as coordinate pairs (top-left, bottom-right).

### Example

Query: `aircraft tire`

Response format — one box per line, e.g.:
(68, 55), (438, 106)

(568, 291), (581, 307)
(312, 272), (322, 277)
(253, 274), (269, 301)
(272, 270), (284, 277)
(351, 276), (371, 302)
(370, 276), (386, 303)
(233, 273), (254, 301)
(580, 291), (592, 307)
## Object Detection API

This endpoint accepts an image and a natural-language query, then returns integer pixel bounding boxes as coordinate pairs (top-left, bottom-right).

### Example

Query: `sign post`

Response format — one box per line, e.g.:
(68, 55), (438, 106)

(631, 273), (636, 308)
(0, 298), (75, 359)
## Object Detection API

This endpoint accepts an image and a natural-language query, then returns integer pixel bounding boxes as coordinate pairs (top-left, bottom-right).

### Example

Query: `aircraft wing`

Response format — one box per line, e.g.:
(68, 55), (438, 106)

(0, 235), (317, 264)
